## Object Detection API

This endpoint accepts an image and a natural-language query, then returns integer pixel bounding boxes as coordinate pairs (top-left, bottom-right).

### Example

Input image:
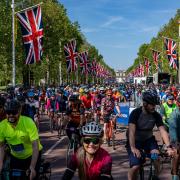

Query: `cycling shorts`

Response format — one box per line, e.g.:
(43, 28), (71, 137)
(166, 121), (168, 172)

(126, 136), (158, 168)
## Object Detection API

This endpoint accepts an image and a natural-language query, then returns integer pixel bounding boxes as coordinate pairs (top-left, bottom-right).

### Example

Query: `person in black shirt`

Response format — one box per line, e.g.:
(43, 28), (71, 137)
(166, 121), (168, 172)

(127, 90), (174, 180)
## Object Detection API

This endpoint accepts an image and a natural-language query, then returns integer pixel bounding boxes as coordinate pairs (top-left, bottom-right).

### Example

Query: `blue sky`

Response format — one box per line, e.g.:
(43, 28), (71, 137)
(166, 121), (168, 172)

(59, 0), (179, 70)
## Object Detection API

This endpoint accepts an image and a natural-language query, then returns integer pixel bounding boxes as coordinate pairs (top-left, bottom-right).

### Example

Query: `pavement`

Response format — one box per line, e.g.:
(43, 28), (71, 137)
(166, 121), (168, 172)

(39, 113), (172, 180)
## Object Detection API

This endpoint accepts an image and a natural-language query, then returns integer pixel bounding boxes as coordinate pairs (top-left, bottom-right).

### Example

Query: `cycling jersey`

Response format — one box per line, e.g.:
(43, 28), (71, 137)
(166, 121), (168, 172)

(24, 99), (39, 120)
(101, 97), (118, 115)
(66, 102), (85, 125)
(92, 95), (101, 110)
(46, 99), (57, 112)
(56, 95), (67, 112)
(128, 107), (163, 142)
(67, 147), (112, 180)
(0, 116), (43, 159)
(80, 95), (92, 109)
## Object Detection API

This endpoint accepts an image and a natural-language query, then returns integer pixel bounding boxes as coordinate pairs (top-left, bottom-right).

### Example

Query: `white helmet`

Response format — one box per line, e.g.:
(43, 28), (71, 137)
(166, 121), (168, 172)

(81, 122), (103, 137)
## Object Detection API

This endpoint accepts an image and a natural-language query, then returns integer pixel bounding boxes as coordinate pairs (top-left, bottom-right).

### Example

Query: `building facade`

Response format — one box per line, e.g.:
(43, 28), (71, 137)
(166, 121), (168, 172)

(115, 70), (126, 83)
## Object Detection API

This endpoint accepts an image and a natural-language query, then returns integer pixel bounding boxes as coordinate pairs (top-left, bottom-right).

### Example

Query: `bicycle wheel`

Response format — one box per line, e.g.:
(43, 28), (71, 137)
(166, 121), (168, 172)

(57, 116), (62, 139)
(139, 166), (144, 180)
(66, 140), (75, 166)
(49, 118), (53, 133)
(112, 129), (116, 150)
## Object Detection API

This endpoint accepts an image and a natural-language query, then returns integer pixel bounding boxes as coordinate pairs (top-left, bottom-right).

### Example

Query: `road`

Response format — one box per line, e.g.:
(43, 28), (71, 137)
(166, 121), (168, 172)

(39, 113), (172, 180)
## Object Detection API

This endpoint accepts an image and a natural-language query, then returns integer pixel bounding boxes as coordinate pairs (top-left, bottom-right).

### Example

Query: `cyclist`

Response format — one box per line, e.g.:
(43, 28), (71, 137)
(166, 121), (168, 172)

(62, 122), (113, 180)
(161, 94), (176, 131)
(66, 95), (85, 140)
(169, 95), (180, 180)
(46, 93), (58, 131)
(0, 96), (6, 122)
(25, 91), (40, 128)
(56, 89), (68, 134)
(0, 100), (42, 180)
(127, 90), (174, 180)
(91, 89), (102, 123)
(101, 89), (121, 145)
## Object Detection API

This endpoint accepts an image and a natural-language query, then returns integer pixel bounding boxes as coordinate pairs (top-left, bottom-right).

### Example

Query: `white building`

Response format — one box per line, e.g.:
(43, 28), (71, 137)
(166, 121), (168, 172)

(115, 70), (126, 83)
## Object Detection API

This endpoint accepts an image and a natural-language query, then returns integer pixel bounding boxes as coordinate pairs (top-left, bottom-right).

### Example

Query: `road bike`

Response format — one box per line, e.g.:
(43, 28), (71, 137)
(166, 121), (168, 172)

(138, 146), (169, 180)
(0, 159), (51, 180)
(66, 127), (81, 166)
(56, 112), (66, 139)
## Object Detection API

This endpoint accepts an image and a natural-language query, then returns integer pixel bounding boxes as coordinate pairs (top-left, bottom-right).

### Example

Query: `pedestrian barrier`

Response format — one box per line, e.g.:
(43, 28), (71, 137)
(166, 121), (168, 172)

(114, 103), (129, 125)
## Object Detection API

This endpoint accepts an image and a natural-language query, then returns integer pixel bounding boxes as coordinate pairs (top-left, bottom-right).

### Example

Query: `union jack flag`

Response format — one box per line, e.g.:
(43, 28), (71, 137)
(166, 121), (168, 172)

(144, 57), (150, 75)
(164, 38), (178, 69)
(16, 5), (44, 64)
(64, 40), (78, 73)
(91, 59), (97, 76)
(152, 49), (161, 70)
(79, 51), (90, 74)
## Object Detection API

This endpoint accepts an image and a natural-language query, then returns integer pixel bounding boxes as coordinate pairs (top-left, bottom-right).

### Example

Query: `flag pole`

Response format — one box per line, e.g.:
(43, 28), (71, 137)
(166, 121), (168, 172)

(12, 0), (16, 87)
(178, 20), (180, 84)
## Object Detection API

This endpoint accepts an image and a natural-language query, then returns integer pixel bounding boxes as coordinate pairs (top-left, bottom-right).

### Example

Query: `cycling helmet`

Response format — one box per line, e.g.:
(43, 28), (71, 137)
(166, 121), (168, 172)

(79, 88), (84, 93)
(81, 122), (103, 137)
(27, 91), (34, 97)
(99, 87), (104, 91)
(84, 88), (89, 93)
(4, 99), (21, 114)
(142, 90), (160, 105)
(167, 95), (174, 100)
(16, 95), (25, 103)
(69, 95), (79, 101)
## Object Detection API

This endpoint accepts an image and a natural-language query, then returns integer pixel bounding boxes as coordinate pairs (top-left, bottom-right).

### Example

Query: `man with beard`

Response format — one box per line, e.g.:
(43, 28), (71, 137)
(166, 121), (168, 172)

(127, 90), (174, 180)
(0, 100), (42, 180)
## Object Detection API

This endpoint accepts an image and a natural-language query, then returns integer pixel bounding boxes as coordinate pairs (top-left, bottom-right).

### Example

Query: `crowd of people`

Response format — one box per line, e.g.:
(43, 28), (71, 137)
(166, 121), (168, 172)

(0, 82), (180, 179)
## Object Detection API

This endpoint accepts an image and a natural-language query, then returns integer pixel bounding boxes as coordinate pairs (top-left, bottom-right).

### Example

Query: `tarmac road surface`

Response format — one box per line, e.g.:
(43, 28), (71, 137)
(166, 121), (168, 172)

(39, 113), (172, 180)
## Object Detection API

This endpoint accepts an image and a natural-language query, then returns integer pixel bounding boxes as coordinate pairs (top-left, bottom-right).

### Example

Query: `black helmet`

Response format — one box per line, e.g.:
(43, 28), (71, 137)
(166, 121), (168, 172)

(69, 95), (79, 101)
(4, 99), (21, 115)
(16, 95), (25, 103)
(142, 90), (160, 105)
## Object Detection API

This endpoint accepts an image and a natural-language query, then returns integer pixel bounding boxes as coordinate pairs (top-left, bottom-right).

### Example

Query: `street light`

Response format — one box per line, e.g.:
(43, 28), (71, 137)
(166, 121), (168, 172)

(11, 0), (31, 87)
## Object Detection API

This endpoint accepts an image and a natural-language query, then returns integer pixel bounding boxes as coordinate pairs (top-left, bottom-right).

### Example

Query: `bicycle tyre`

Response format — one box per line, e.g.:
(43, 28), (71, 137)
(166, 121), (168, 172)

(38, 175), (50, 180)
(139, 166), (144, 180)
(112, 129), (116, 150)
(57, 117), (62, 139)
(50, 118), (53, 133)
(66, 140), (75, 166)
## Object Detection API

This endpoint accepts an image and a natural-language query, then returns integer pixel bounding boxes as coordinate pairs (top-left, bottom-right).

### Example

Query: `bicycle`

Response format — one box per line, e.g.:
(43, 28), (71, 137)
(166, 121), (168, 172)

(56, 112), (66, 139)
(66, 127), (81, 166)
(49, 109), (55, 133)
(138, 147), (168, 180)
(84, 109), (93, 123)
(0, 169), (29, 180)
(0, 159), (51, 180)
(104, 114), (120, 150)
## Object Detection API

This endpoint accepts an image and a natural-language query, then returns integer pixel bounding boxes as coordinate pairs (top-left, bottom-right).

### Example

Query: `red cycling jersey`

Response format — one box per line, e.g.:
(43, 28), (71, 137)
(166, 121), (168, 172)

(68, 147), (112, 180)
(80, 94), (93, 109)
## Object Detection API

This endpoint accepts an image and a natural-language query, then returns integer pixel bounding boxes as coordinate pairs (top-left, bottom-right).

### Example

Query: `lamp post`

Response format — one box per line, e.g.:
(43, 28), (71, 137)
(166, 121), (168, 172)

(59, 40), (62, 85)
(178, 19), (180, 84)
(11, 0), (15, 87)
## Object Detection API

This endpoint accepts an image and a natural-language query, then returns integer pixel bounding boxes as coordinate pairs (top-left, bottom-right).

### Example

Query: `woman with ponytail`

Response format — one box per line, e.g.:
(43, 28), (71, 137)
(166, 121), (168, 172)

(62, 122), (113, 180)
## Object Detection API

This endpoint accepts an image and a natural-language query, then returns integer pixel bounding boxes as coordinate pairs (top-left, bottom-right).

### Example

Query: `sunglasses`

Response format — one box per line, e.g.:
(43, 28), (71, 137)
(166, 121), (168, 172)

(83, 138), (100, 145)
(6, 110), (19, 115)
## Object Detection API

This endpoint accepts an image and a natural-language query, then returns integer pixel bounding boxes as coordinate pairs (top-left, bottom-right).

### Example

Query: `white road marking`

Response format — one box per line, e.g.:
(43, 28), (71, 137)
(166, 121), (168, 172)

(44, 136), (67, 156)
